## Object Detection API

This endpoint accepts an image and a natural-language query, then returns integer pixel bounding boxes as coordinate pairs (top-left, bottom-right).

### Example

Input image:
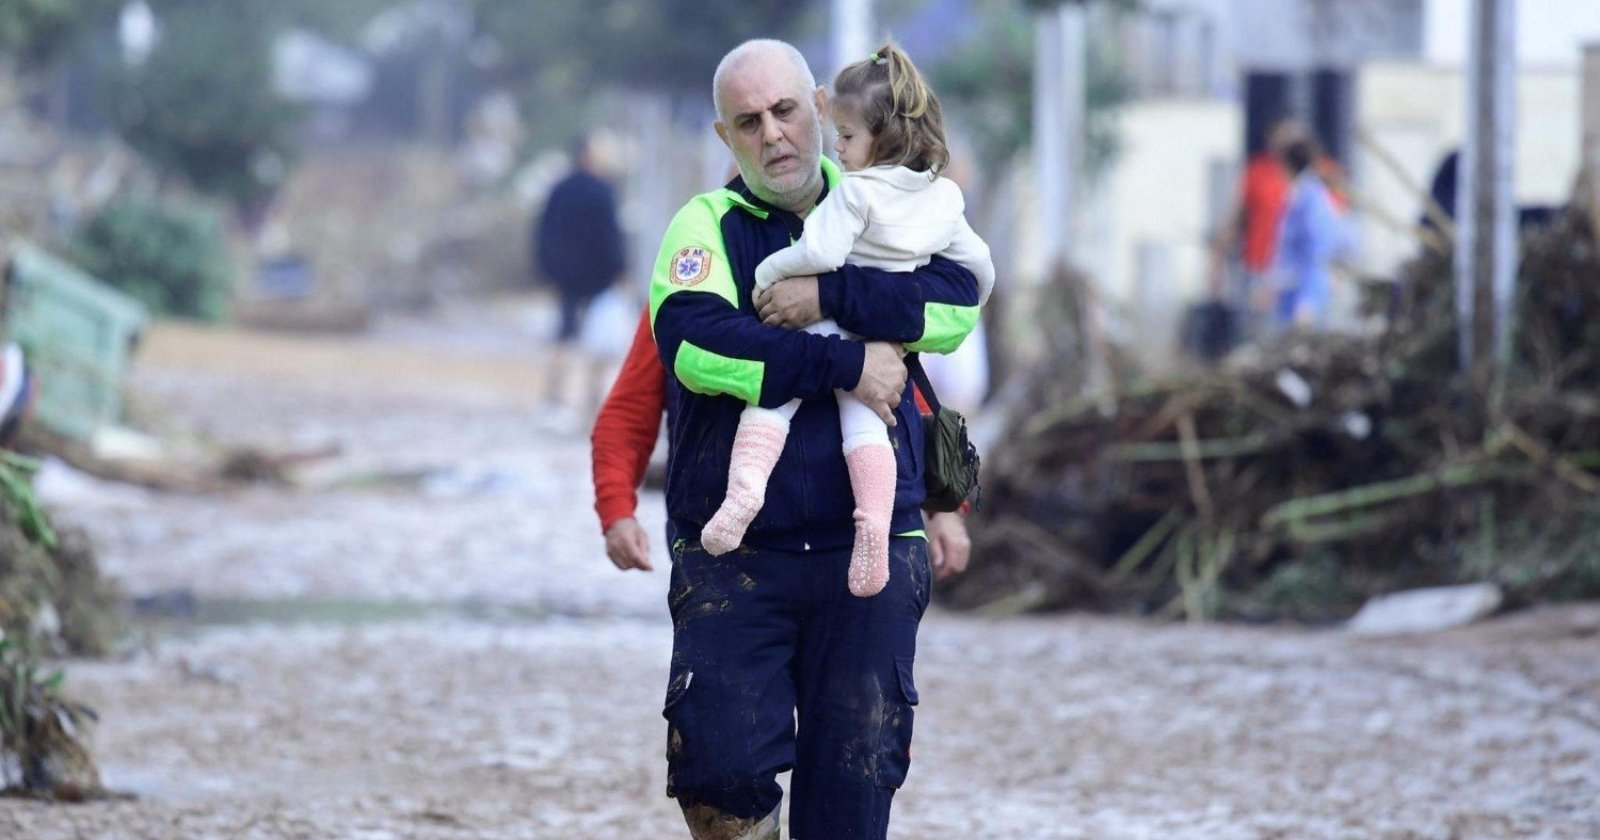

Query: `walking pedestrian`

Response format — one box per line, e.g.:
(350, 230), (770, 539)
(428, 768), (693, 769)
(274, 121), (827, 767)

(645, 38), (984, 838)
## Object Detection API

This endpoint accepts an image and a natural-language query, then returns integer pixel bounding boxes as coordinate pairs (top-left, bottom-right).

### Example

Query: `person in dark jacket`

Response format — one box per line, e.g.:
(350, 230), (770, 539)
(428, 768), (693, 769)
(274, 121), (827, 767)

(648, 39), (981, 839)
(534, 132), (626, 414)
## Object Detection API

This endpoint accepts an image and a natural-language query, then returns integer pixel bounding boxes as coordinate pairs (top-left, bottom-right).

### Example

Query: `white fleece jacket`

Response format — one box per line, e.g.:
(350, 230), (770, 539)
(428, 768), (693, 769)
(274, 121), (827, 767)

(753, 164), (995, 306)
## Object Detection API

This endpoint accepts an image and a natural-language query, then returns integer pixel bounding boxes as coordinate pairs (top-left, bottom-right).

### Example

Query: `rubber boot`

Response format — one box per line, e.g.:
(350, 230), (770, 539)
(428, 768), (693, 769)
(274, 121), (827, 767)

(844, 443), (896, 596)
(701, 412), (789, 556)
(681, 804), (781, 840)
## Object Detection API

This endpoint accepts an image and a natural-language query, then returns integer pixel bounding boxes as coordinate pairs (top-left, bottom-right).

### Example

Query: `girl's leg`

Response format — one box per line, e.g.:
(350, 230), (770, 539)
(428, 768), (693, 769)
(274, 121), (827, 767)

(702, 401), (799, 556)
(838, 391), (894, 596)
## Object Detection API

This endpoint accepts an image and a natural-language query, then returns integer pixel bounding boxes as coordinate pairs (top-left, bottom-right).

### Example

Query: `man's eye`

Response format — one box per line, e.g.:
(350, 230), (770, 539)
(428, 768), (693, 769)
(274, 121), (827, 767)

(775, 104), (792, 117)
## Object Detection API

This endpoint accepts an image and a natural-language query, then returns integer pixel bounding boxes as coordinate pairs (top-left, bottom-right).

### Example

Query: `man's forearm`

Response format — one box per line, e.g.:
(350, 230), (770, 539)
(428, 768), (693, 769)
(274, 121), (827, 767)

(816, 255), (981, 353)
(654, 292), (865, 407)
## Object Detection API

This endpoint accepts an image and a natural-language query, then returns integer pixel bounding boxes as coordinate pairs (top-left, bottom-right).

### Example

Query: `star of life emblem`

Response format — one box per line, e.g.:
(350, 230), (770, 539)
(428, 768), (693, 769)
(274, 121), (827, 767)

(671, 247), (712, 286)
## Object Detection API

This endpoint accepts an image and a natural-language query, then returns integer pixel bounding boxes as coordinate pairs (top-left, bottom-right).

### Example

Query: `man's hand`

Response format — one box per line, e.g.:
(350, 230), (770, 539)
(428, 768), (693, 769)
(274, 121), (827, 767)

(926, 511), (971, 581)
(604, 517), (653, 571)
(755, 276), (822, 329)
(851, 342), (906, 426)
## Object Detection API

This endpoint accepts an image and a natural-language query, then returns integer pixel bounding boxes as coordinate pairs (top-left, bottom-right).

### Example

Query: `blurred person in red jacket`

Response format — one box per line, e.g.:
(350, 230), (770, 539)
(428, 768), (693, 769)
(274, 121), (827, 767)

(1209, 117), (1350, 317)
(591, 309), (971, 579)
(1209, 118), (1304, 308)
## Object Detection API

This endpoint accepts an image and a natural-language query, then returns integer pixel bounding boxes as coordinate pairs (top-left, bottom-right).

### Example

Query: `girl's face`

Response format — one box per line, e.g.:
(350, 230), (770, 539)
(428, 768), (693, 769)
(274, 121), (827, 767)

(831, 102), (874, 171)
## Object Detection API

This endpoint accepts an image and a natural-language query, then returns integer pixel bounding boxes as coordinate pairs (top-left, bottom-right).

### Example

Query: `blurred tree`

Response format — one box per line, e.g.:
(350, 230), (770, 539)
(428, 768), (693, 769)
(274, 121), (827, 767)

(934, 0), (1133, 183)
(100, 2), (302, 220)
(931, 0), (1134, 391)
(275, 0), (397, 46)
(0, 0), (122, 78)
(69, 197), (232, 320)
(473, 0), (813, 93)
(468, 0), (818, 149)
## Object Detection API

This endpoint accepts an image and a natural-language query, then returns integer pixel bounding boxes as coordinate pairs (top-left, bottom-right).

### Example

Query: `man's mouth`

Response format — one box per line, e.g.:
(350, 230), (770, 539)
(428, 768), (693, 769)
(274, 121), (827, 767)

(765, 154), (797, 172)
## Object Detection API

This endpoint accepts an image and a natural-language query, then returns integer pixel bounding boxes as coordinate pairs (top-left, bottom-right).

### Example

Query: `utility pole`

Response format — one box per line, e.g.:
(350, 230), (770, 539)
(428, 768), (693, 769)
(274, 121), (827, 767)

(1032, 0), (1086, 270)
(1455, 0), (1517, 383)
(1582, 44), (1599, 242)
(832, 0), (874, 78)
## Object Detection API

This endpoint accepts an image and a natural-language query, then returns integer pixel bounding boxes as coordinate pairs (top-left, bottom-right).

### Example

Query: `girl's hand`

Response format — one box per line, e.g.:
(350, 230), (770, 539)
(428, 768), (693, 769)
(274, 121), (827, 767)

(755, 276), (822, 329)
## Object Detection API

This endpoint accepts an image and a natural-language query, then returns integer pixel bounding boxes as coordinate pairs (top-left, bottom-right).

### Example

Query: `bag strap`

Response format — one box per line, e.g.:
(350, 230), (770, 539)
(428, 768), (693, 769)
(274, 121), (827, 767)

(905, 352), (942, 414)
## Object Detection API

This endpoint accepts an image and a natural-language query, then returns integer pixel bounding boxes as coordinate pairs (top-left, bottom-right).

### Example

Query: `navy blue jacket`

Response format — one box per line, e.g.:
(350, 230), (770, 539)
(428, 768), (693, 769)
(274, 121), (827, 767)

(535, 169), (625, 294)
(649, 161), (981, 553)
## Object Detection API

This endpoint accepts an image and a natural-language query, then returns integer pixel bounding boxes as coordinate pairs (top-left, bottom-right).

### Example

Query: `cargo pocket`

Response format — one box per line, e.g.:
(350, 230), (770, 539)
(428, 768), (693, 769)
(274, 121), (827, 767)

(662, 668), (694, 796)
(894, 657), (919, 706)
(875, 657), (919, 790)
(664, 669), (694, 715)
(663, 670), (693, 755)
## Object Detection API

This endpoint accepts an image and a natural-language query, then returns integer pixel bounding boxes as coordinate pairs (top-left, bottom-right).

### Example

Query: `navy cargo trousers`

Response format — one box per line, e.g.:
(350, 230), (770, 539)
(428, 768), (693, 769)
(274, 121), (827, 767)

(663, 535), (931, 839)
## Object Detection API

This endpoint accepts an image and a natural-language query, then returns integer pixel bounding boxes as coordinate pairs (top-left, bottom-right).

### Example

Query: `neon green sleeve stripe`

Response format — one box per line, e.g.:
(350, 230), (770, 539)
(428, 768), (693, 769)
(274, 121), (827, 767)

(649, 193), (741, 321)
(896, 529), (928, 540)
(674, 340), (764, 404)
(906, 302), (980, 354)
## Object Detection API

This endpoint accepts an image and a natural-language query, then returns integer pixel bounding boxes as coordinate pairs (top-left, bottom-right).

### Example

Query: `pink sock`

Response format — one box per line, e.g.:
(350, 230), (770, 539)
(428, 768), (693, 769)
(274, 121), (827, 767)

(844, 443), (896, 596)
(701, 413), (789, 556)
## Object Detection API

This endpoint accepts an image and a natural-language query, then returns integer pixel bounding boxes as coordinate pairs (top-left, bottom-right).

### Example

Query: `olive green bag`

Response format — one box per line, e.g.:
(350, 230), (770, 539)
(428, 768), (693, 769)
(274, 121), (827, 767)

(907, 354), (981, 512)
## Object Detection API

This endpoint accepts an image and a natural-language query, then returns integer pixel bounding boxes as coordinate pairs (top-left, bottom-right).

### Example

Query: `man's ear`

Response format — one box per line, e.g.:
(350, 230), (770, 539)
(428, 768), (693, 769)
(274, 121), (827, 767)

(713, 120), (730, 149)
(814, 85), (828, 115)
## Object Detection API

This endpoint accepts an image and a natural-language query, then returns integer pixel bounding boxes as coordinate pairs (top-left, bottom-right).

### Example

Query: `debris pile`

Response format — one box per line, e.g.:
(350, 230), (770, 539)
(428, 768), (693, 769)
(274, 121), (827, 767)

(944, 210), (1600, 620)
(0, 452), (116, 799)
(0, 453), (119, 656)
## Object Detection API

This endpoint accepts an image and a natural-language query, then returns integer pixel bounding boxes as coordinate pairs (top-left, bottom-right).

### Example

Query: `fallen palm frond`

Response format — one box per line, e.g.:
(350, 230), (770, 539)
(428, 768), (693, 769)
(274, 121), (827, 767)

(944, 210), (1600, 621)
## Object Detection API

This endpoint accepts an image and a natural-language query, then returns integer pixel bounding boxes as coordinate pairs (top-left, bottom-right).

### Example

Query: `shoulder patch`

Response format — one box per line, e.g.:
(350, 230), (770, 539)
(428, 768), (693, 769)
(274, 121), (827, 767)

(670, 247), (713, 287)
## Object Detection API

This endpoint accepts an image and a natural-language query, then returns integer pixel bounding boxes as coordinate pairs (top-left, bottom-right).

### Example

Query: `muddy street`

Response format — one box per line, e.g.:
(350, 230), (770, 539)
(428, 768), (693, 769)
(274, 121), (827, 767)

(4, 315), (1598, 840)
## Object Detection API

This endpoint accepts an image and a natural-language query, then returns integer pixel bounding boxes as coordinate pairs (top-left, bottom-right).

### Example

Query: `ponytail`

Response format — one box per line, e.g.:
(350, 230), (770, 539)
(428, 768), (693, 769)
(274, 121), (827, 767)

(835, 41), (949, 175)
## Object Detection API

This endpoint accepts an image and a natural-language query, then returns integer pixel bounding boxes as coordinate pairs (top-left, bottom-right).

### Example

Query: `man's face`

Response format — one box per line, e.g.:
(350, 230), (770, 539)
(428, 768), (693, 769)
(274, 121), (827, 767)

(715, 52), (826, 209)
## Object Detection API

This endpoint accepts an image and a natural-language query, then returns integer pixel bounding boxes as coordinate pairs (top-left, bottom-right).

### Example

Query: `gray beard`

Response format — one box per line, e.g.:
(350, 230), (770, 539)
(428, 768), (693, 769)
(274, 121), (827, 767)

(748, 171), (825, 212)
(744, 160), (823, 214)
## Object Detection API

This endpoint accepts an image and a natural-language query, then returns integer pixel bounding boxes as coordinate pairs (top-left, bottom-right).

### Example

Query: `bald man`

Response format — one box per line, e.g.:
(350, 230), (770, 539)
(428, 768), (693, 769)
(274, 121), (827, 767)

(646, 39), (983, 839)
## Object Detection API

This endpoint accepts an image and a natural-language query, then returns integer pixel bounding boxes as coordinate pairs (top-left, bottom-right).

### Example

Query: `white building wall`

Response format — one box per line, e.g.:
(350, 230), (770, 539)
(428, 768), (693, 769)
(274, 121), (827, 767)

(1099, 99), (1240, 364)
(1424, 0), (1600, 69)
(1351, 60), (1582, 276)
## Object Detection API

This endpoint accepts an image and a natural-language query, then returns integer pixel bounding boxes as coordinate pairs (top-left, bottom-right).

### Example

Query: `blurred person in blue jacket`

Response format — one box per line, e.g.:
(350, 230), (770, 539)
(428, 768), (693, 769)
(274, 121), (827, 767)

(1268, 138), (1343, 329)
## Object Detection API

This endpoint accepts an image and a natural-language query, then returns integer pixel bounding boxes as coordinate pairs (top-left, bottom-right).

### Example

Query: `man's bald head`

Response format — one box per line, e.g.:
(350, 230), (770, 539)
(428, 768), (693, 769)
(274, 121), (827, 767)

(710, 39), (827, 212)
(713, 39), (816, 122)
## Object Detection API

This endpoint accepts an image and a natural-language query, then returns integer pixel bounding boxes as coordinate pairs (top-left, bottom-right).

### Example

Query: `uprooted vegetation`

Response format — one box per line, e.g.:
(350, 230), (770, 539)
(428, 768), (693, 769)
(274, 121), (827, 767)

(0, 453), (119, 799)
(945, 210), (1600, 621)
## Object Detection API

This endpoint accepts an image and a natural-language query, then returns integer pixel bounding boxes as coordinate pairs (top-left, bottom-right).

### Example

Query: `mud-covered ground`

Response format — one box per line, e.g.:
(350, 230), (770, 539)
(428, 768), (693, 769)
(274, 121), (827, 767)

(5, 309), (1599, 839)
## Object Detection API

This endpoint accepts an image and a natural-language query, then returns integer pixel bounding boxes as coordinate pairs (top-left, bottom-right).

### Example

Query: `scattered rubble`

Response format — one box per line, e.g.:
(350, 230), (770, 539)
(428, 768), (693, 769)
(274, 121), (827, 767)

(944, 210), (1600, 621)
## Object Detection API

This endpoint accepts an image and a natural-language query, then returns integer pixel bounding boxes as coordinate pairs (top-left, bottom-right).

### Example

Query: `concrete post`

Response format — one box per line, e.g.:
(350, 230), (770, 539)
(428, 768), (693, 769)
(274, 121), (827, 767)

(832, 0), (874, 78)
(1032, 1), (1086, 269)
(1582, 44), (1600, 238)
(1454, 0), (1516, 379)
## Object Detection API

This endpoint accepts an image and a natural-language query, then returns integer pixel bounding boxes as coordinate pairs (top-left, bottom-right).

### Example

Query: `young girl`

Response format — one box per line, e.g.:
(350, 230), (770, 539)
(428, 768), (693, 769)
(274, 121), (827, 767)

(700, 43), (995, 597)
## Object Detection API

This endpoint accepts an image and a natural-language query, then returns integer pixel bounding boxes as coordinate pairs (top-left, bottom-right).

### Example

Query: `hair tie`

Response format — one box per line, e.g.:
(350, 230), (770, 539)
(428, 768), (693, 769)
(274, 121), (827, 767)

(870, 52), (888, 66)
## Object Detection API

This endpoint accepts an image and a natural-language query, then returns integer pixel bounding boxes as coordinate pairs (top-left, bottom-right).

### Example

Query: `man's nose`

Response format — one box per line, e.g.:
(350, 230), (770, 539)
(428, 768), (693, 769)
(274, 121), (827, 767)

(760, 112), (783, 144)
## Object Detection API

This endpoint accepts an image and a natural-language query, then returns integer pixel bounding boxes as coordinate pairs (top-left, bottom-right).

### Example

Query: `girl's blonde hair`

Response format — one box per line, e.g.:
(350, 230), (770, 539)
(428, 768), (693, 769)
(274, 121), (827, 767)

(833, 41), (948, 175)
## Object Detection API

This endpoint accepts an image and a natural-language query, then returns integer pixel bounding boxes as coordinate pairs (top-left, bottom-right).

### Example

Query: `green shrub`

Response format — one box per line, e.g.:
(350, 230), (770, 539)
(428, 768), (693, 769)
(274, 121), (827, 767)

(69, 198), (232, 321)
